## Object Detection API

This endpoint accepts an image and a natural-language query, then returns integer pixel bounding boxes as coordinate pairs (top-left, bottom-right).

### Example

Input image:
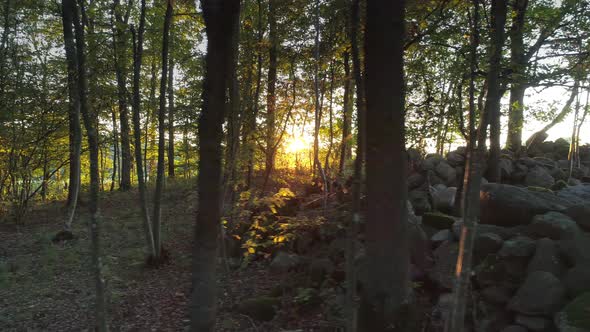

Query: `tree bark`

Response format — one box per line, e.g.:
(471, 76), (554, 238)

(131, 0), (156, 258)
(70, 0), (108, 329)
(190, 0), (240, 330)
(339, 51), (353, 178)
(61, 0), (81, 230)
(526, 80), (580, 151)
(168, 35), (175, 178)
(358, 0), (408, 330)
(112, 0), (132, 191)
(264, 0), (278, 188)
(152, 0), (173, 260)
(484, 0), (508, 183)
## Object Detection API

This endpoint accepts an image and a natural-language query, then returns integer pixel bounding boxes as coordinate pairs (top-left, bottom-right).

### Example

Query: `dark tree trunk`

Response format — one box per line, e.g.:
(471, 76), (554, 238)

(62, 0), (81, 229)
(168, 39), (175, 178)
(338, 51), (352, 177)
(358, 1), (408, 330)
(110, 104), (119, 191)
(152, 0), (173, 260)
(190, 0), (240, 330)
(506, 0), (528, 151)
(70, 0), (107, 329)
(112, 0), (132, 191)
(131, 0), (156, 257)
(264, 0), (277, 188)
(484, 0), (508, 183)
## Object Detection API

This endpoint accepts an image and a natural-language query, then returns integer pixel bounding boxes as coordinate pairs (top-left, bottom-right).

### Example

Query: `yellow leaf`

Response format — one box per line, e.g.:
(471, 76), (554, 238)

(248, 247), (255, 254)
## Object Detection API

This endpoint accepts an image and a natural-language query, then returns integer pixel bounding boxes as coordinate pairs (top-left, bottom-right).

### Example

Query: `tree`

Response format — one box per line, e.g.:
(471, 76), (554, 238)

(190, 0), (240, 330)
(61, 0), (81, 232)
(112, 0), (132, 191)
(264, 0), (278, 189)
(358, 0), (408, 330)
(168, 25), (175, 178)
(131, 0), (156, 258)
(152, 0), (174, 261)
(69, 0), (108, 329)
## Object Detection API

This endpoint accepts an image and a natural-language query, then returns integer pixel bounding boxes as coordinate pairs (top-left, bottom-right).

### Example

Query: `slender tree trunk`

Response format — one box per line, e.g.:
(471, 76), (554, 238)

(447, 1), (481, 331)
(485, 0), (508, 183)
(112, 0), (132, 191)
(339, 51), (353, 177)
(359, 1), (408, 330)
(264, 0), (277, 189)
(506, 0), (528, 151)
(526, 80), (580, 151)
(575, 89), (589, 167)
(568, 94), (580, 179)
(190, 0), (239, 330)
(313, 0), (321, 179)
(168, 36), (175, 178)
(70, 0), (108, 329)
(62, 0), (81, 231)
(145, 58), (158, 180)
(131, 0), (156, 258)
(110, 107), (119, 191)
(152, 0), (173, 260)
(245, 0), (264, 190)
(324, 61), (335, 174)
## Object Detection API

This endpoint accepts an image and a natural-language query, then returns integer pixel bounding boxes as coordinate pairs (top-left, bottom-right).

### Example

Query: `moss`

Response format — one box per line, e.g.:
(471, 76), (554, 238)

(560, 292), (590, 330)
(527, 186), (554, 194)
(551, 180), (568, 191)
(422, 212), (455, 230)
(236, 296), (280, 321)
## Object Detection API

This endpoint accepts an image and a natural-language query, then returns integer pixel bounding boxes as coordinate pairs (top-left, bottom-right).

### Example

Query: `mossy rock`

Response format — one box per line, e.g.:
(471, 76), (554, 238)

(555, 292), (590, 331)
(422, 212), (455, 230)
(551, 180), (568, 191)
(527, 186), (554, 194)
(236, 296), (280, 321)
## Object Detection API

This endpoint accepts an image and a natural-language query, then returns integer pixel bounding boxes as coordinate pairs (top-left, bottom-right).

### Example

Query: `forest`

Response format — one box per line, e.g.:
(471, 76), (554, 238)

(1, 0), (590, 331)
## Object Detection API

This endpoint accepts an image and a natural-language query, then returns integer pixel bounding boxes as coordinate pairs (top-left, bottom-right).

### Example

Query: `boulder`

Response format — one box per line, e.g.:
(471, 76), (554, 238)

(557, 184), (590, 205)
(481, 285), (512, 305)
(499, 158), (514, 180)
(474, 232), (503, 264)
(498, 236), (536, 259)
(563, 203), (590, 231)
(452, 220), (518, 241)
(475, 254), (516, 289)
(508, 271), (566, 316)
(309, 258), (334, 285)
(422, 212), (455, 230)
(526, 212), (580, 240)
(525, 166), (556, 189)
(428, 241), (458, 290)
(501, 326), (528, 332)
(408, 172), (426, 190)
(515, 315), (555, 332)
(446, 151), (465, 167)
(423, 154), (443, 171)
(237, 296), (280, 321)
(554, 292), (590, 331)
(431, 186), (456, 212)
(431, 229), (451, 247)
(559, 230), (590, 267)
(563, 266), (590, 296)
(435, 161), (457, 186)
(480, 183), (569, 226)
(526, 238), (565, 277)
(270, 252), (301, 273)
(409, 189), (431, 216)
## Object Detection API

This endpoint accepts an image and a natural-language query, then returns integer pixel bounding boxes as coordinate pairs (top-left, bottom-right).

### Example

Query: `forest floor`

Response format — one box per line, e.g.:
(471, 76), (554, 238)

(0, 177), (434, 331)
(0, 179), (326, 331)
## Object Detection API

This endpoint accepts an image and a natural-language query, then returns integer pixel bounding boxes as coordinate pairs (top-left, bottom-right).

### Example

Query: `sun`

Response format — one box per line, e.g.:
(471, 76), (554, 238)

(286, 136), (308, 153)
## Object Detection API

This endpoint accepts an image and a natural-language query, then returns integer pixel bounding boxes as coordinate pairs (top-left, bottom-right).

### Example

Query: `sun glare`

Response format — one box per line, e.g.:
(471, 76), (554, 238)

(286, 136), (308, 153)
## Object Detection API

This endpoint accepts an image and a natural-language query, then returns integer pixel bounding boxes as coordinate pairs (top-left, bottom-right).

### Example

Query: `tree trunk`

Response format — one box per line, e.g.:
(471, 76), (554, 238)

(61, 0), (81, 230)
(190, 0), (239, 330)
(168, 37), (175, 178)
(112, 0), (132, 191)
(131, 0), (156, 258)
(506, 0), (528, 151)
(110, 106), (119, 191)
(359, 1), (408, 330)
(526, 80), (580, 151)
(312, 0), (321, 179)
(339, 51), (352, 178)
(152, 0), (173, 260)
(245, 0), (264, 190)
(447, 1), (481, 331)
(484, 0), (508, 183)
(264, 0), (277, 188)
(324, 61), (335, 174)
(70, 0), (108, 329)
